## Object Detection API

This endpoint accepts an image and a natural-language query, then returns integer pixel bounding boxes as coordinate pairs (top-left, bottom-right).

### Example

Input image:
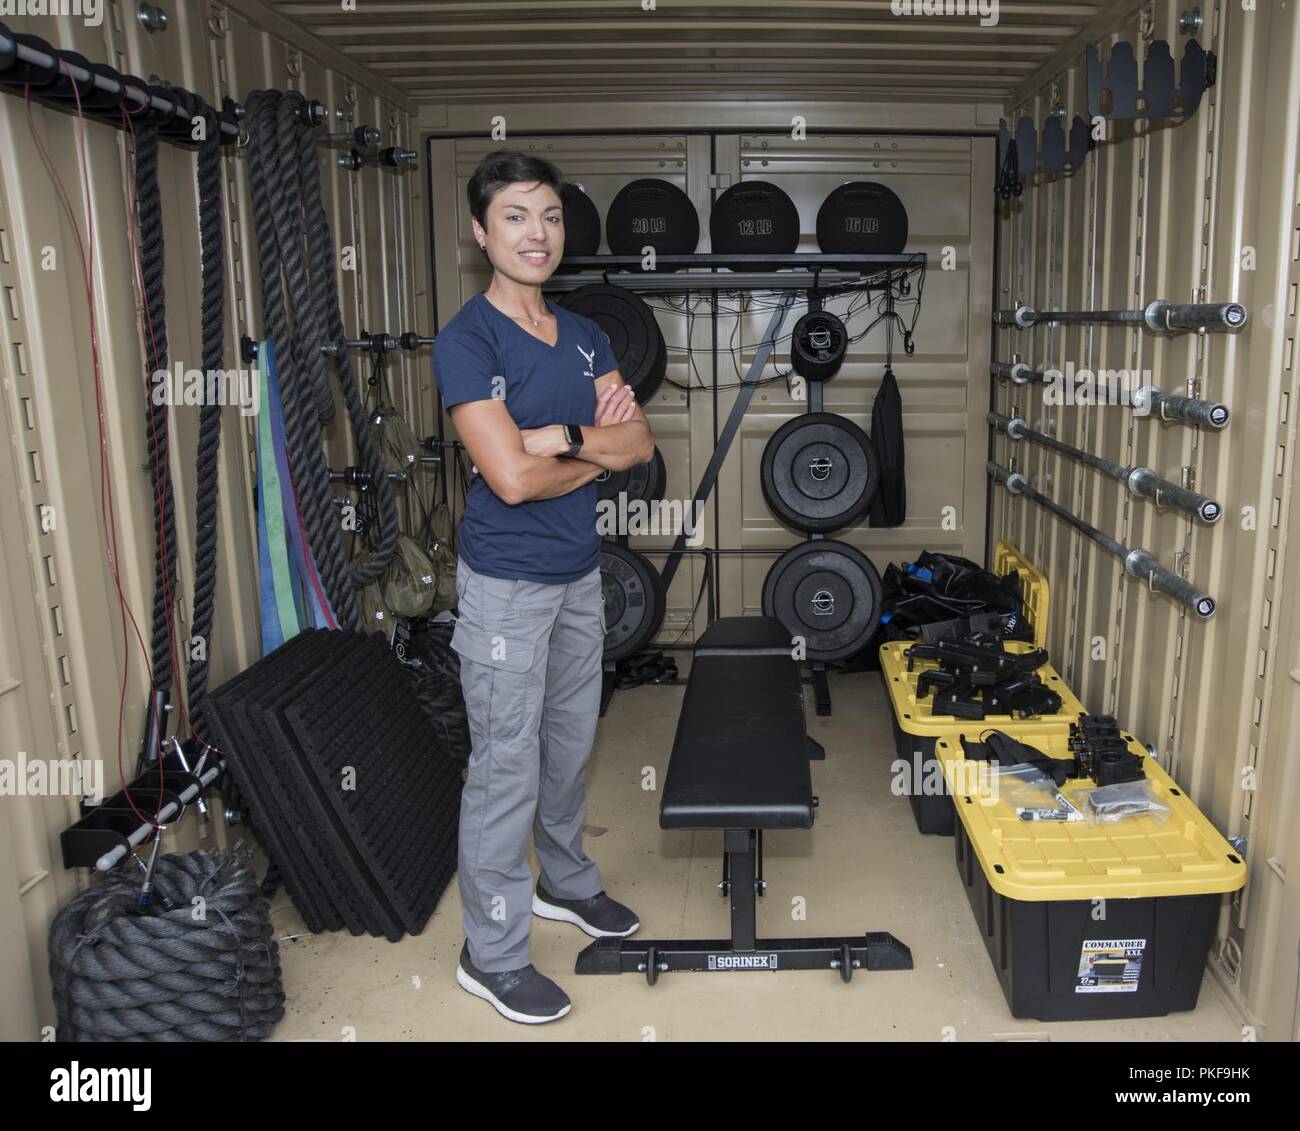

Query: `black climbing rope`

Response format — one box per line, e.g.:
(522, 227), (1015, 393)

(295, 111), (398, 586)
(172, 89), (226, 716)
(244, 89), (399, 624)
(133, 118), (181, 695)
(245, 89), (357, 627)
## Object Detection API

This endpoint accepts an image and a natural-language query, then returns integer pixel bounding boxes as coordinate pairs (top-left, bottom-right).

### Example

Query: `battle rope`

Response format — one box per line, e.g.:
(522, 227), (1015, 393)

(245, 89), (355, 627)
(133, 119), (181, 694)
(48, 851), (285, 1041)
(244, 89), (398, 627)
(295, 108), (398, 585)
(172, 89), (226, 716)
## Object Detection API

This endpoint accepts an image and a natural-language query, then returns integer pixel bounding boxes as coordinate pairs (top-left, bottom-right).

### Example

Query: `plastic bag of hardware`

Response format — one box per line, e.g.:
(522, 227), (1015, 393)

(1083, 781), (1170, 825)
(992, 763), (1058, 809)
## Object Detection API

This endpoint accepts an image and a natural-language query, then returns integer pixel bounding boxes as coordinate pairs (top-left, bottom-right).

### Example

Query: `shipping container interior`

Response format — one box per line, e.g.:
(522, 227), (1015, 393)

(0, 0), (1296, 1042)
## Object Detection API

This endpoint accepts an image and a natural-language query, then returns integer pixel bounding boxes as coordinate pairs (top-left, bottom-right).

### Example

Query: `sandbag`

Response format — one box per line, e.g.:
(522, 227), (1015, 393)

(383, 533), (439, 618)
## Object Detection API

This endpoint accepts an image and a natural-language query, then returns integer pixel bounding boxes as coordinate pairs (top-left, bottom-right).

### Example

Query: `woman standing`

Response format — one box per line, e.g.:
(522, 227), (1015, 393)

(432, 151), (654, 1024)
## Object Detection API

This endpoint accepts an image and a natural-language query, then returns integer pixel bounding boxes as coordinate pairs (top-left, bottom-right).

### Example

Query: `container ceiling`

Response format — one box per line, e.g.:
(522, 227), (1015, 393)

(268, 0), (1105, 104)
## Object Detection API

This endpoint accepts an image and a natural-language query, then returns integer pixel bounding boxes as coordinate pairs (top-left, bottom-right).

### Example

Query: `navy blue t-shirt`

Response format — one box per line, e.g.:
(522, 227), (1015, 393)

(432, 292), (620, 584)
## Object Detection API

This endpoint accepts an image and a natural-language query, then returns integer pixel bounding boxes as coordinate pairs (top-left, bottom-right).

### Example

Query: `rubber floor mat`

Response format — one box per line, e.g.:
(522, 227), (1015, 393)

(201, 629), (462, 939)
(200, 631), (342, 934)
(280, 632), (462, 935)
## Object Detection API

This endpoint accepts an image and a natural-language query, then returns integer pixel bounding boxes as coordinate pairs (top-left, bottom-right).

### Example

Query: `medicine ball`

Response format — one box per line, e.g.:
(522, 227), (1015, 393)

(606, 178), (699, 261)
(816, 181), (908, 255)
(561, 182), (601, 258)
(790, 310), (848, 381)
(709, 180), (800, 264)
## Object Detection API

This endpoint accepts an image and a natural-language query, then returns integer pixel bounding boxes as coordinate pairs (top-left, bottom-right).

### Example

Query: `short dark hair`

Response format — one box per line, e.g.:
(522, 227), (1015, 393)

(467, 149), (564, 230)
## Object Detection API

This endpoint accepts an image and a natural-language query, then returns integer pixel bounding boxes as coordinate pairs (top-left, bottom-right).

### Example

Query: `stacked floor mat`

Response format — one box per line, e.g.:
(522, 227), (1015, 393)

(201, 629), (462, 941)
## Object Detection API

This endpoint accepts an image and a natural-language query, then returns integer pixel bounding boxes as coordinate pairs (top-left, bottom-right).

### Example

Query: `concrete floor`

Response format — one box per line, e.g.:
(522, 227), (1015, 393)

(267, 666), (1242, 1042)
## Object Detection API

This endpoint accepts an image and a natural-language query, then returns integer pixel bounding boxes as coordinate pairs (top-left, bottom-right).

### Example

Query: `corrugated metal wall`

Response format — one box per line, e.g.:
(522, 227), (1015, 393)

(429, 132), (993, 633)
(0, 2), (422, 1038)
(992, 0), (1300, 1037)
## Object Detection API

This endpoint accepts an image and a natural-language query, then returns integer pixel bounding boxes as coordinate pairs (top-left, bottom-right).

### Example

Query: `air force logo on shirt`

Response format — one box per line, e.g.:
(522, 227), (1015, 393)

(577, 344), (596, 379)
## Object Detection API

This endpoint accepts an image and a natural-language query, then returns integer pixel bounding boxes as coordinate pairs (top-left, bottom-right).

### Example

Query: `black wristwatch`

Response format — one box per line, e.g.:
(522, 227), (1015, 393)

(558, 423), (584, 459)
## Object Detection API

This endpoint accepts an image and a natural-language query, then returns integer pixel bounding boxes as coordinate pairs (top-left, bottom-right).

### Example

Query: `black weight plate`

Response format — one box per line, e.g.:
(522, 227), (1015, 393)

(561, 182), (601, 258)
(762, 540), (883, 662)
(761, 412), (879, 534)
(710, 180), (800, 263)
(560, 283), (666, 403)
(601, 544), (666, 662)
(606, 178), (700, 260)
(816, 181), (909, 255)
(597, 445), (666, 507)
(790, 310), (848, 382)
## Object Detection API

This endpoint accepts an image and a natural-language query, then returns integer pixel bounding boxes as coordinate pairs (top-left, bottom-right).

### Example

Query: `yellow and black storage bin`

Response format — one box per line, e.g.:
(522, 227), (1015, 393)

(936, 731), (1246, 1021)
(880, 638), (1086, 836)
(992, 539), (1049, 649)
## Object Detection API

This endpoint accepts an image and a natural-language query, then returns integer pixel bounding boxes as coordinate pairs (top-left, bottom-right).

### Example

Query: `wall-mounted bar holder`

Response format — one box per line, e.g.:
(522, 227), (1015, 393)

(988, 411), (1221, 523)
(339, 146), (418, 172)
(988, 461), (1215, 618)
(1087, 37), (1215, 121)
(318, 124), (381, 147)
(60, 742), (224, 872)
(329, 466), (408, 486)
(995, 300), (1246, 333)
(321, 330), (433, 355)
(990, 361), (1231, 428)
(997, 113), (1091, 198)
(0, 21), (326, 147)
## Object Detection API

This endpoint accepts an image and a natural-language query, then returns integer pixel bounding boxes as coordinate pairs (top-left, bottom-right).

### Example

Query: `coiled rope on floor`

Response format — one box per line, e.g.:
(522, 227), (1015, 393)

(48, 851), (285, 1041)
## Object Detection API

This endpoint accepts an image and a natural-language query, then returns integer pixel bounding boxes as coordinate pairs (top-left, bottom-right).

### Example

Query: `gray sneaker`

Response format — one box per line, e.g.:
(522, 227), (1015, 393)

(456, 942), (571, 1025)
(532, 882), (640, 938)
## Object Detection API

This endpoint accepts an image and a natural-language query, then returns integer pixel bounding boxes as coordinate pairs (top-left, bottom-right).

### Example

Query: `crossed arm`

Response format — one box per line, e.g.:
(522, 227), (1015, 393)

(449, 370), (655, 506)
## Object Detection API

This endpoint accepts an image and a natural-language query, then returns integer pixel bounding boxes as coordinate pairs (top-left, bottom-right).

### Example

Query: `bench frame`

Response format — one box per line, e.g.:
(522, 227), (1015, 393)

(577, 616), (911, 985)
(575, 826), (913, 984)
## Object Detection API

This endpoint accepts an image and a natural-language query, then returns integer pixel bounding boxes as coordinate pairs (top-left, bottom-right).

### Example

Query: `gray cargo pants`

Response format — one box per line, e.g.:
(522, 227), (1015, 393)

(452, 558), (606, 972)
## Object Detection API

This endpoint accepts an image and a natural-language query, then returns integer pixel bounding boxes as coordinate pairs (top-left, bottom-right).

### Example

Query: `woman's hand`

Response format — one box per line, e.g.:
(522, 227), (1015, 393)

(596, 383), (638, 427)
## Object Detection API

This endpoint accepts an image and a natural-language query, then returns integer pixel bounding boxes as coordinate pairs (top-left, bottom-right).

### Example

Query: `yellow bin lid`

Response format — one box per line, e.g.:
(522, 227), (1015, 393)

(937, 730), (1246, 901)
(881, 639), (1086, 740)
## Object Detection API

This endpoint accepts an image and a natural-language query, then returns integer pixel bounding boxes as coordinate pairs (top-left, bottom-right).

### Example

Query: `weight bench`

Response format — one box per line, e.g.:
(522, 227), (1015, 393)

(575, 616), (912, 984)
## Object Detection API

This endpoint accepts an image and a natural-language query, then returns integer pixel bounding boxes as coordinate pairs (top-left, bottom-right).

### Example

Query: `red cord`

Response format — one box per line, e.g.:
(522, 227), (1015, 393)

(24, 83), (161, 829)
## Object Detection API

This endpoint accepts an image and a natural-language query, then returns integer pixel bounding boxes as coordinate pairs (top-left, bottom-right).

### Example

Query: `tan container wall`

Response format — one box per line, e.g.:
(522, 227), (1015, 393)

(0, 4), (421, 1039)
(993, 0), (1300, 1037)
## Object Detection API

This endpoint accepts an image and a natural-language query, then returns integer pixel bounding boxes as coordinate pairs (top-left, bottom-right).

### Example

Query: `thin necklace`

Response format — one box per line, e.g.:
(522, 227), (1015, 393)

(488, 293), (547, 328)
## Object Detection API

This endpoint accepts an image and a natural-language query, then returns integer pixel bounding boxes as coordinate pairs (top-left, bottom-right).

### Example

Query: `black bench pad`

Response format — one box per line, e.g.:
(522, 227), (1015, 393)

(660, 617), (814, 831)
